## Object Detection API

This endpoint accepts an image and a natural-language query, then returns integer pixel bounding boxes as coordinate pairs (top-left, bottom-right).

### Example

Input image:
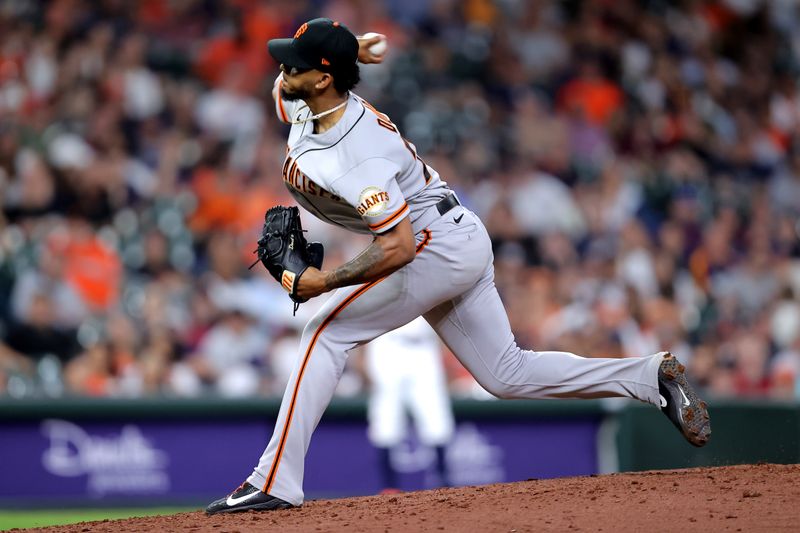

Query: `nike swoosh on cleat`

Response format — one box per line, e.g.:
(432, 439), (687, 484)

(659, 394), (667, 408)
(677, 386), (691, 407)
(454, 214), (464, 224)
(226, 490), (260, 507)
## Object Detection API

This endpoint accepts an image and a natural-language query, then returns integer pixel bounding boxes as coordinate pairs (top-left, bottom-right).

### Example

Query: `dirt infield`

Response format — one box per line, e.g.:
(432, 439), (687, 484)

(23, 463), (800, 532)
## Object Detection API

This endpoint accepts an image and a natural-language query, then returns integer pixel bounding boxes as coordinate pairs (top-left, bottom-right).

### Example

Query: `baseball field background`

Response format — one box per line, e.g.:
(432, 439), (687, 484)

(2, 0), (800, 530)
(1, 397), (799, 530)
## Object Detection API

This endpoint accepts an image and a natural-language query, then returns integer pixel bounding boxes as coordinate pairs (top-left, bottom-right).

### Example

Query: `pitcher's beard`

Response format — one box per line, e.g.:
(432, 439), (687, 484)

(281, 86), (312, 101)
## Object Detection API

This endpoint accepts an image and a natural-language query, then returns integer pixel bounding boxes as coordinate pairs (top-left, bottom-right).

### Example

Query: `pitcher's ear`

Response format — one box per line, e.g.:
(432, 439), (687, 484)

(315, 73), (333, 90)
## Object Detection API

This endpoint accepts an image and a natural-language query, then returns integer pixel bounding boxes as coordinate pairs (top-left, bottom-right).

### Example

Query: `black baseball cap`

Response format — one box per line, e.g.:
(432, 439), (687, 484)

(268, 18), (358, 72)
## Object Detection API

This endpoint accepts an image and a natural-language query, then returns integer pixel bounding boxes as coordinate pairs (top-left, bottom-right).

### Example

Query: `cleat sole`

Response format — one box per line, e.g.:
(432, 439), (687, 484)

(657, 352), (712, 447)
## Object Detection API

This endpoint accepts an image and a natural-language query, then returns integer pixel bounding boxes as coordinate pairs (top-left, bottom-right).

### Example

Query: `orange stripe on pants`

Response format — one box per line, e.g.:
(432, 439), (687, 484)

(263, 278), (384, 492)
(263, 231), (433, 494)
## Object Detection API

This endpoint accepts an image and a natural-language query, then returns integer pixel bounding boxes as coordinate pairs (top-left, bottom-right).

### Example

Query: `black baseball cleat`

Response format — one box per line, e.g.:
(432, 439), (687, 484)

(205, 482), (294, 515)
(657, 352), (711, 447)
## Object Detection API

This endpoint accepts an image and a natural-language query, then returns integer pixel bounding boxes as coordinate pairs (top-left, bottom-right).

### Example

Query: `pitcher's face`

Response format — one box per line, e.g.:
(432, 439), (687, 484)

(280, 64), (318, 101)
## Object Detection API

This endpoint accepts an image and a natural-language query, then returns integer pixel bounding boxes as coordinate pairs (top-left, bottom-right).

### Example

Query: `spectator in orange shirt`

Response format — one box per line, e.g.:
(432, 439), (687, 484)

(56, 217), (123, 312)
(194, 7), (277, 94)
(188, 159), (247, 236)
(558, 55), (623, 126)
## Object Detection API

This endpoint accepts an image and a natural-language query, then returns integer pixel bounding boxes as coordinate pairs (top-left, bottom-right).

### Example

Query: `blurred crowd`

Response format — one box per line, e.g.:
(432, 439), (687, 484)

(0, 0), (798, 401)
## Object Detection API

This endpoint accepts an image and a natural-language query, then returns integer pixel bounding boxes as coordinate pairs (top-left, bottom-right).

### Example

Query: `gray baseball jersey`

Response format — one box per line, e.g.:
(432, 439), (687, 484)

(248, 78), (664, 505)
(275, 76), (449, 235)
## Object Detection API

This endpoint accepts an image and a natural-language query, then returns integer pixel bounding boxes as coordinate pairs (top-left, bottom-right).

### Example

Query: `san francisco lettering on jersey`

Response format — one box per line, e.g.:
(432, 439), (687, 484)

(282, 155), (341, 201)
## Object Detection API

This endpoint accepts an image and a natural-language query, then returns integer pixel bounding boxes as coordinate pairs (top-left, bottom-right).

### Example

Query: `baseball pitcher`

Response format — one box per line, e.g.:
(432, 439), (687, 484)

(206, 18), (711, 514)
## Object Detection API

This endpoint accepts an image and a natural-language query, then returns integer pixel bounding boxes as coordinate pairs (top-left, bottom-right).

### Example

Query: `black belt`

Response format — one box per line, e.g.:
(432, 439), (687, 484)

(436, 194), (460, 216)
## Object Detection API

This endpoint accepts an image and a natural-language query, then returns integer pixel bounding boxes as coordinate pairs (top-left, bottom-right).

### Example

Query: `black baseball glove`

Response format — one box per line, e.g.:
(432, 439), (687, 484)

(250, 206), (324, 310)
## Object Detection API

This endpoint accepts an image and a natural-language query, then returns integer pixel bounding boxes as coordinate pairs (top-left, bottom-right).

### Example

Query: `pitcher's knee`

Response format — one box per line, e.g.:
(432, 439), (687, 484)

(302, 315), (324, 341)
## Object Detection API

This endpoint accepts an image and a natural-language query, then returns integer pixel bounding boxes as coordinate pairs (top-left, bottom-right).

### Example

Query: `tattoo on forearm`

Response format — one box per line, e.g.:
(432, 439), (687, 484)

(325, 241), (386, 290)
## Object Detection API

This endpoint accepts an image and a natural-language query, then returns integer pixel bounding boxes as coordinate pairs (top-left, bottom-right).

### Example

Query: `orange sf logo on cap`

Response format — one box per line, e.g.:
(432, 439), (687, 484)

(294, 23), (308, 39)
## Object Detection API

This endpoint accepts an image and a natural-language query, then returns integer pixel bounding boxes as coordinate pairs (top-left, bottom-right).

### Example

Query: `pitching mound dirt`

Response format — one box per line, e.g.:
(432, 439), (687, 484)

(19, 463), (800, 532)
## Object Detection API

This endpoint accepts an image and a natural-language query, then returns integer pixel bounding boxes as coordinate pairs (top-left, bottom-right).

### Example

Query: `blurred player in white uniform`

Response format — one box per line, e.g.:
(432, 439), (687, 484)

(366, 317), (454, 491)
(206, 18), (710, 515)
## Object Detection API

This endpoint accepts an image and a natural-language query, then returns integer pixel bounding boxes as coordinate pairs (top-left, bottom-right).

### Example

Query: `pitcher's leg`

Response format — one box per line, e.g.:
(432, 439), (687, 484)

(424, 267), (662, 405)
(245, 296), (351, 504)
(247, 268), (431, 505)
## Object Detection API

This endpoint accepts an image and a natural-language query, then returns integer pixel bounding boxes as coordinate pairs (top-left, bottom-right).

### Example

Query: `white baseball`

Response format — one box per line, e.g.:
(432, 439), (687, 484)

(362, 32), (387, 56)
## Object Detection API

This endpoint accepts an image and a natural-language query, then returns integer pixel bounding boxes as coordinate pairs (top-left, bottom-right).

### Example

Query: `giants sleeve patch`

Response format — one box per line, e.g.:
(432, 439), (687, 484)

(357, 187), (389, 217)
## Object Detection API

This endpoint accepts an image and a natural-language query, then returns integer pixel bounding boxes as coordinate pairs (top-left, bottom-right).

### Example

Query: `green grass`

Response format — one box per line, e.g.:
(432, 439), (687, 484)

(0, 508), (196, 530)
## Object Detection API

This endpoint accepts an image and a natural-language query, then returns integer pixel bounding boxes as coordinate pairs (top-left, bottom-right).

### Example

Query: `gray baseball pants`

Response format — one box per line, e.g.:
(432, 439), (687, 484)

(247, 206), (662, 505)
